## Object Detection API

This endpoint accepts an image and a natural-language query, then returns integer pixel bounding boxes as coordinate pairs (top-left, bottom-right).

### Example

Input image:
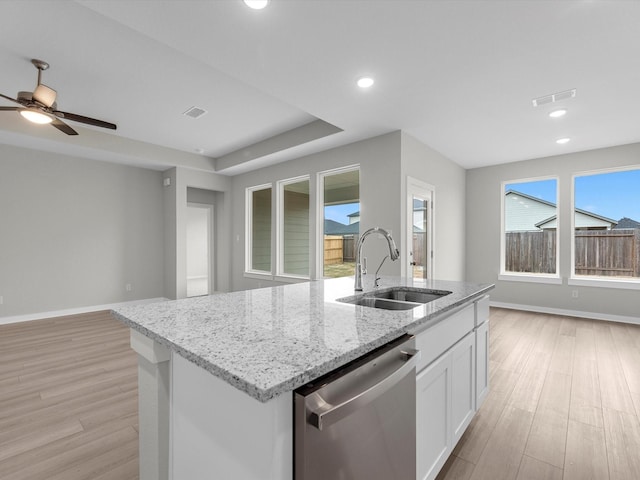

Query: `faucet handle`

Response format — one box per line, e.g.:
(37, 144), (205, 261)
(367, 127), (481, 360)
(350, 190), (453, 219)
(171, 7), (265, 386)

(362, 257), (367, 274)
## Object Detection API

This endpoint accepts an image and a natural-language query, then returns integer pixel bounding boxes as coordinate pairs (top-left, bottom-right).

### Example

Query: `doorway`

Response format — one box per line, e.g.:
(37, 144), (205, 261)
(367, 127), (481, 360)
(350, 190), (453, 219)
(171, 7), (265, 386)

(186, 203), (214, 297)
(407, 177), (434, 280)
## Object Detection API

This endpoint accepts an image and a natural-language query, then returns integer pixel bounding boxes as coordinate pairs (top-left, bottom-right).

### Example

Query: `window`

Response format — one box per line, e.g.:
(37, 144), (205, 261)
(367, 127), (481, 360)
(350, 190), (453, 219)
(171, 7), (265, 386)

(572, 167), (640, 284)
(319, 167), (360, 278)
(278, 177), (310, 277)
(246, 185), (272, 273)
(501, 178), (559, 280)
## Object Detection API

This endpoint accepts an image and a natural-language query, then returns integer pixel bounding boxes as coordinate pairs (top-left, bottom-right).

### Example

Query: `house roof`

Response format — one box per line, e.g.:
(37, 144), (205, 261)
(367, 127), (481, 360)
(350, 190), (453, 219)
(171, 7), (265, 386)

(506, 190), (618, 230)
(347, 211), (360, 218)
(614, 217), (640, 229)
(324, 219), (359, 235)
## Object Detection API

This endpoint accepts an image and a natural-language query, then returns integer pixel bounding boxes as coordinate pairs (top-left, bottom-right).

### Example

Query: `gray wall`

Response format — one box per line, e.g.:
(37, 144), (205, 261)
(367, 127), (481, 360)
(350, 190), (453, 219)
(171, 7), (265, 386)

(230, 132), (402, 291)
(466, 142), (640, 320)
(163, 167), (231, 299)
(0, 143), (164, 317)
(401, 133), (467, 281)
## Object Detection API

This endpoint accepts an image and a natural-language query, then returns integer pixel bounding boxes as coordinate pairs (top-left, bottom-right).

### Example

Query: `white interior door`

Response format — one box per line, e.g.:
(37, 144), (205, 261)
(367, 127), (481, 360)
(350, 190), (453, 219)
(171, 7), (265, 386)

(407, 177), (435, 280)
(186, 203), (214, 297)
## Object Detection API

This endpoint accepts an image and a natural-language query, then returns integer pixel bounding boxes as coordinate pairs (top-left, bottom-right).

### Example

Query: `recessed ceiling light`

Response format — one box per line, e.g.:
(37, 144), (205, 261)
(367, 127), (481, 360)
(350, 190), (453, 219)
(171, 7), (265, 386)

(556, 137), (571, 145)
(549, 108), (567, 118)
(357, 77), (374, 88)
(244, 0), (269, 9)
(194, 148), (205, 154)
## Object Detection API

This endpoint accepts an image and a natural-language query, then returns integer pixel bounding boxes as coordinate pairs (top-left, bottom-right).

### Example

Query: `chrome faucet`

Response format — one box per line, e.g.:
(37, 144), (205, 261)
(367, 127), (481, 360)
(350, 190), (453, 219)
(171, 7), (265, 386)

(354, 227), (399, 291)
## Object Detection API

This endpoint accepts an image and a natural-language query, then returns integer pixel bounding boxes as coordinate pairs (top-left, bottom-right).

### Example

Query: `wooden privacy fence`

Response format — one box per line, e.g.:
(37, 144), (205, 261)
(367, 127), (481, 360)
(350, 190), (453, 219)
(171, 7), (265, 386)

(324, 235), (358, 264)
(505, 230), (557, 274)
(575, 229), (640, 277)
(505, 229), (640, 277)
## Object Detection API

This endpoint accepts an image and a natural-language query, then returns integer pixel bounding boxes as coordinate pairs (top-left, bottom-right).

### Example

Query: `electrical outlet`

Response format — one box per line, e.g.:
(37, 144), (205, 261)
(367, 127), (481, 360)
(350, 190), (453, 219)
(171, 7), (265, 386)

(571, 290), (579, 298)
(126, 284), (132, 292)
(0, 295), (3, 305)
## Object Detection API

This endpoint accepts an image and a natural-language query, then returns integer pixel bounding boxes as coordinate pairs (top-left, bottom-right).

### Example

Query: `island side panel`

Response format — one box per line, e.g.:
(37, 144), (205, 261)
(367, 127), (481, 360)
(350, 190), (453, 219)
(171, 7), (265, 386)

(130, 330), (171, 480)
(171, 353), (293, 480)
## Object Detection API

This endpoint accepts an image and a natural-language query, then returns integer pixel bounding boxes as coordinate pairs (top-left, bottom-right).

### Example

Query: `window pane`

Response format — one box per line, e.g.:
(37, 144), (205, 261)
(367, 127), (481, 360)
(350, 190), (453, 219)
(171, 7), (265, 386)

(503, 179), (557, 274)
(322, 169), (360, 278)
(251, 187), (271, 272)
(574, 169), (640, 279)
(282, 179), (309, 276)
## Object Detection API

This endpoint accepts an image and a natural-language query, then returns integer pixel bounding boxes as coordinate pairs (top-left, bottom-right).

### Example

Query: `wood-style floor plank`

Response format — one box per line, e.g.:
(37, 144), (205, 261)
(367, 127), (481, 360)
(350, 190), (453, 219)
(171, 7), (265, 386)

(439, 308), (640, 480)
(3, 308), (640, 480)
(0, 311), (138, 480)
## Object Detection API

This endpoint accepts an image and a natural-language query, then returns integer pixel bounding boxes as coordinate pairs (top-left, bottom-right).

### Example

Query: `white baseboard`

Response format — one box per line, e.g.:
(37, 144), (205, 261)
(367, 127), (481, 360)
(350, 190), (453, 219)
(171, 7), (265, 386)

(491, 301), (640, 326)
(0, 297), (168, 326)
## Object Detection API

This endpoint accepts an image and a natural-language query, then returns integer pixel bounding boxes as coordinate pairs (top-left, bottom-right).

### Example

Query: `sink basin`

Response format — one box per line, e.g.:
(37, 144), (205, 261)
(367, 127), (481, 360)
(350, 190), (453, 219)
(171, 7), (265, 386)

(337, 287), (452, 310)
(371, 287), (452, 304)
(348, 297), (421, 310)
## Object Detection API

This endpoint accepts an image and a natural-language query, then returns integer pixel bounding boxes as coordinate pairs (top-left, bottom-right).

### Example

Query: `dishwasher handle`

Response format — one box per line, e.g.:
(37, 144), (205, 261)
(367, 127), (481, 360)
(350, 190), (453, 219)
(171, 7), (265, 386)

(309, 348), (420, 431)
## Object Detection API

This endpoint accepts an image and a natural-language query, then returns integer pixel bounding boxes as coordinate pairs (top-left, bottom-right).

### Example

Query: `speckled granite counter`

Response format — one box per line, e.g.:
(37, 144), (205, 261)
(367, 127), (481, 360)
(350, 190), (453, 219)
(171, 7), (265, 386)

(111, 276), (493, 403)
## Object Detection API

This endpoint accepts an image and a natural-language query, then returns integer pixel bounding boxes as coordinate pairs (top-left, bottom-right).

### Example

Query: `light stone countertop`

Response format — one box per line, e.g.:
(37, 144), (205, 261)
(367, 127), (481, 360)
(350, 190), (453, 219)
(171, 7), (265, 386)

(111, 276), (494, 402)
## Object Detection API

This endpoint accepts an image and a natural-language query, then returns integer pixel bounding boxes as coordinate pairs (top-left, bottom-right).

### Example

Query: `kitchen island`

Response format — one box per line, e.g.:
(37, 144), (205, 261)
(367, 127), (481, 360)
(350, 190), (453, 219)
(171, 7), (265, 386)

(112, 276), (494, 480)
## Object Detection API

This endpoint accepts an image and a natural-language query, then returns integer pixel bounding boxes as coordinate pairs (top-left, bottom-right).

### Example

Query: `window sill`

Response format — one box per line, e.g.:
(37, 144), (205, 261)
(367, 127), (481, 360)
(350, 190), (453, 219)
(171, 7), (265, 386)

(244, 271), (273, 281)
(569, 276), (640, 290)
(244, 271), (310, 283)
(498, 273), (563, 285)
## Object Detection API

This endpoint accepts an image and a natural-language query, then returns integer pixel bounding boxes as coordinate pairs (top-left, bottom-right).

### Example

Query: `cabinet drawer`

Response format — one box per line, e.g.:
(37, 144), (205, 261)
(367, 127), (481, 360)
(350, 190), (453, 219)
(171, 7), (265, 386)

(475, 295), (490, 327)
(414, 304), (474, 372)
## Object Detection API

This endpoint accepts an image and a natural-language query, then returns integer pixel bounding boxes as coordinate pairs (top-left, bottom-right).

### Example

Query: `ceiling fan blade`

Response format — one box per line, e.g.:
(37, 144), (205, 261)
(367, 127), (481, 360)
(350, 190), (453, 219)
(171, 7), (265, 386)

(0, 93), (21, 105)
(53, 110), (117, 130)
(0, 106), (19, 112)
(51, 117), (78, 136)
(33, 84), (57, 108)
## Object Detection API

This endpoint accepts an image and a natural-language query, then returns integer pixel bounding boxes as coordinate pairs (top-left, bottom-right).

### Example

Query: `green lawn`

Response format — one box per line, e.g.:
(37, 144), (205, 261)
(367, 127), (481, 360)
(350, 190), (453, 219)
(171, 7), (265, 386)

(323, 262), (356, 278)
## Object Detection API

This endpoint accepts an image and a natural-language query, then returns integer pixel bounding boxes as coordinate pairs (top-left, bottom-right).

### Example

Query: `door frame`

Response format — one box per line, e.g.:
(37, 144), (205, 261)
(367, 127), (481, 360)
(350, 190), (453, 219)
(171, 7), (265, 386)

(406, 176), (435, 281)
(186, 202), (215, 296)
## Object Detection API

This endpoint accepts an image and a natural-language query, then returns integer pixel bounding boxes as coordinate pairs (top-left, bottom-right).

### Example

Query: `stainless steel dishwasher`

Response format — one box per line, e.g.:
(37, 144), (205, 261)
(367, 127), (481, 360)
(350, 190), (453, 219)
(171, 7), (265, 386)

(294, 334), (420, 480)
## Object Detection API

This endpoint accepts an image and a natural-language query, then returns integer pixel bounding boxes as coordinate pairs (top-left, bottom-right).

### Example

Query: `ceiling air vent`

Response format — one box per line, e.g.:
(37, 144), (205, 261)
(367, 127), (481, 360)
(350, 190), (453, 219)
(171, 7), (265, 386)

(182, 106), (208, 119)
(532, 88), (576, 107)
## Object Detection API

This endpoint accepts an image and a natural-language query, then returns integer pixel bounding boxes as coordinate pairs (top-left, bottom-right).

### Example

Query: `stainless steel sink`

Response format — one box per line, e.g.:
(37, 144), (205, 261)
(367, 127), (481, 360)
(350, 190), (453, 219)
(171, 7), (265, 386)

(348, 297), (421, 310)
(337, 287), (452, 310)
(371, 287), (451, 304)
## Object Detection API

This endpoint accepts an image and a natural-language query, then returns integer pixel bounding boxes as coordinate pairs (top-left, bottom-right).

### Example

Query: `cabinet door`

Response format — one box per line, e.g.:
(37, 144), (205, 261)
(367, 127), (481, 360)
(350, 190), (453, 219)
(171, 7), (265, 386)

(475, 320), (490, 409)
(416, 352), (451, 480)
(451, 332), (476, 444)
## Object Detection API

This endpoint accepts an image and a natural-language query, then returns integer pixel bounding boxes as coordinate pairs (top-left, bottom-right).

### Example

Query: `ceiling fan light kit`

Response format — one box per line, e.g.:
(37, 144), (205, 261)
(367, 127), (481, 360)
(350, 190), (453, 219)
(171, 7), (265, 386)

(19, 107), (53, 124)
(0, 58), (117, 135)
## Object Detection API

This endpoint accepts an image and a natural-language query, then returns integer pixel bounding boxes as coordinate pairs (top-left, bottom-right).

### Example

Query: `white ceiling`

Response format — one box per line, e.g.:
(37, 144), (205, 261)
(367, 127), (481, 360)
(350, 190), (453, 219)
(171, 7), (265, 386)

(1, 0), (639, 175)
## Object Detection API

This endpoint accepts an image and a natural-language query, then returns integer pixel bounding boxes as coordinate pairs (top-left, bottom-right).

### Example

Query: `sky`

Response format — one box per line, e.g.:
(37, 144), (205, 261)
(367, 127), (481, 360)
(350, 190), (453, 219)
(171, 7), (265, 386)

(324, 202), (359, 224)
(506, 169), (640, 222)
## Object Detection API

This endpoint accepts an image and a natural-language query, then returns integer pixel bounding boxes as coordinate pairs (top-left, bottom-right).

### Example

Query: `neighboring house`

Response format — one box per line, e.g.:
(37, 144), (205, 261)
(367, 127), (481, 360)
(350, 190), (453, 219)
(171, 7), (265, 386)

(614, 217), (640, 229)
(347, 211), (360, 225)
(505, 190), (617, 232)
(324, 219), (359, 236)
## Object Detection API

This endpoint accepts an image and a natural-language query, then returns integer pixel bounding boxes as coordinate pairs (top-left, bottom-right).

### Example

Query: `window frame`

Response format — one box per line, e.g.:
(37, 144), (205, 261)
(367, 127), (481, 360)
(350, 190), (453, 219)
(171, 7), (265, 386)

(569, 165), (640, 290)
(276, 175), (311, 280)
(499, 176), (562, 284)
(245, 183), (273, 277)
(316, 165), (360, 280)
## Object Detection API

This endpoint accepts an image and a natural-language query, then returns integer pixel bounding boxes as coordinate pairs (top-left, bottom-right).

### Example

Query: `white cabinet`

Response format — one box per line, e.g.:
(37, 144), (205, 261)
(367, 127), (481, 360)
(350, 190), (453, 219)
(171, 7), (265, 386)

(451, 332), (476, 444)
(416, 351), (451, 480)
(474, 295), (490, 409)
(475, 319), (489, 408)
(413, 296), (491, 480)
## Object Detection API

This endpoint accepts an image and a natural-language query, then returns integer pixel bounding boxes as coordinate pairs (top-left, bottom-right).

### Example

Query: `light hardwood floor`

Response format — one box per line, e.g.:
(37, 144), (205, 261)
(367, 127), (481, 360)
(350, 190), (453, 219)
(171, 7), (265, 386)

(2, 308), (639, 479)
(0, 311), (139, 480)
(437, 308), (640, 480)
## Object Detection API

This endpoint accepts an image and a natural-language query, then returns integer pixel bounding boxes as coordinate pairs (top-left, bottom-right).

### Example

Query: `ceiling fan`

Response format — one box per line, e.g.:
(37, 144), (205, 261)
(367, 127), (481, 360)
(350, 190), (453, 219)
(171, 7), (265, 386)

(0, 58), (117, 135)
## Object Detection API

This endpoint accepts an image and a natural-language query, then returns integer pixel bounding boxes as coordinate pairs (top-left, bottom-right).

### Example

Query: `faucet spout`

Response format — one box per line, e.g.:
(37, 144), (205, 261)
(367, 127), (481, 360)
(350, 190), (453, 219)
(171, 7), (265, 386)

(354, 227), (400, 291)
